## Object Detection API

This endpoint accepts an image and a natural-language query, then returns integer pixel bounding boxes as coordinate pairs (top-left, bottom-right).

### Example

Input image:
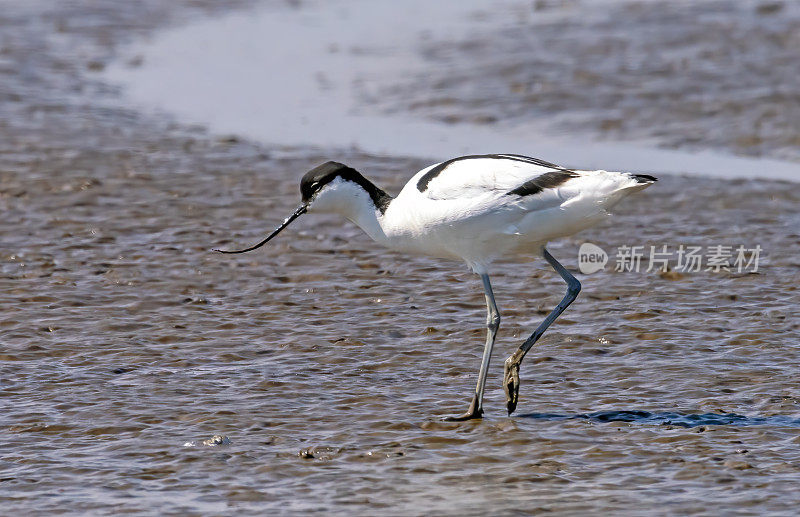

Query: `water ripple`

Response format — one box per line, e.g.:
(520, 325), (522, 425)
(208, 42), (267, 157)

(519, 410), (800, 428)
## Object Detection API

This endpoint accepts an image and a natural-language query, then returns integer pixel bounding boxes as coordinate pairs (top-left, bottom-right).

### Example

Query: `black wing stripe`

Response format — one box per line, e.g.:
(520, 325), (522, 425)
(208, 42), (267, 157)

(416, 154), (485, 192)
(506, 170), (579, 197)
(416, 153), (574, 193)
(493, 154), (567, 171)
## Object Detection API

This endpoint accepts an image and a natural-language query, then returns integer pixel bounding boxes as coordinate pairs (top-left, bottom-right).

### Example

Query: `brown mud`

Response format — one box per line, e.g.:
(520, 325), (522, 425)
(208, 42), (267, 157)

(2, 1), (799, 515)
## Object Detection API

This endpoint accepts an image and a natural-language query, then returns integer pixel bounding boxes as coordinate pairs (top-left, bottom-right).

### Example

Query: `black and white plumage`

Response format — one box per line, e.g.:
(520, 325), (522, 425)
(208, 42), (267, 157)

(218, 154), (656, 420)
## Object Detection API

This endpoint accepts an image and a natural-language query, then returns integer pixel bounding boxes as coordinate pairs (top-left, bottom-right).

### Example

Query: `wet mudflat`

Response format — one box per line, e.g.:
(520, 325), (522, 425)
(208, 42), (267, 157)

(2, 1), (800, 515)
(379, 0), (800, 161)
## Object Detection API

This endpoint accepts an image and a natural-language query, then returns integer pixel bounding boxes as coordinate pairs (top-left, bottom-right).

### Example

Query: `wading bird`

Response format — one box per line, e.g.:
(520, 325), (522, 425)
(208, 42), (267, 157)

(217, 154), (655, 420)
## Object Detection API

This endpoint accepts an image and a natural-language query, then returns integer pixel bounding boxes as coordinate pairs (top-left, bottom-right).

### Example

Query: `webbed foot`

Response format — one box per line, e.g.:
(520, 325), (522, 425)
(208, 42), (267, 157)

(503, 350), (523, 415)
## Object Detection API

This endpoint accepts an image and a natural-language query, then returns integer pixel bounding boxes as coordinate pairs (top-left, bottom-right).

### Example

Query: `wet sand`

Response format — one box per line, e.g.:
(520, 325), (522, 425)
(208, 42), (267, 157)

(2, 1), (800, 515)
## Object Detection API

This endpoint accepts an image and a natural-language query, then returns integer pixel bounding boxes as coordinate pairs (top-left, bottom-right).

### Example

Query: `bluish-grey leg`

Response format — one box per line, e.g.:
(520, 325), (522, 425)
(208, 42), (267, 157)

(445, 273), (500, 421)
(504, 248), (581, 415)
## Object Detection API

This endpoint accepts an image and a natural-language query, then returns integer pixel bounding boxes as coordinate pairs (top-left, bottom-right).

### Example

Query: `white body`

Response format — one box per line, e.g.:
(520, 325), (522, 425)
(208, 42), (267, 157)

(310, 156), (652, 273)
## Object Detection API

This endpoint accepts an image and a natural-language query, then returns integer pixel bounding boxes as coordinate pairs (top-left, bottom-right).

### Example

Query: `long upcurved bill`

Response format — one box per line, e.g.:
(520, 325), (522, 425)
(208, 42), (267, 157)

(214, 204), (308, 254)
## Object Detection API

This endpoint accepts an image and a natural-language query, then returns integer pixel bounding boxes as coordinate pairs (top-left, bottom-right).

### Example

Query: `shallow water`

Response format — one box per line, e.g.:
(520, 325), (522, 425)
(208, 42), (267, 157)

(2, 1), (800, 515)
(4, 142), (800, 514)
(104, 0), (800, 181)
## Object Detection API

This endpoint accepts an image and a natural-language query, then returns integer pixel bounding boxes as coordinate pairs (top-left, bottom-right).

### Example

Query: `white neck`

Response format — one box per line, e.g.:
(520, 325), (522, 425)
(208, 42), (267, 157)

(343, 194), (388, 244)
(309, 178), (389, 245)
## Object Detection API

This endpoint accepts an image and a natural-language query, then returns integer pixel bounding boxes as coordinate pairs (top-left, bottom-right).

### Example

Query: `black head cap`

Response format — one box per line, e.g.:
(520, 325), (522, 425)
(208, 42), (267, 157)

(299, 161), (392, 212)
(300, 161), (354, 202)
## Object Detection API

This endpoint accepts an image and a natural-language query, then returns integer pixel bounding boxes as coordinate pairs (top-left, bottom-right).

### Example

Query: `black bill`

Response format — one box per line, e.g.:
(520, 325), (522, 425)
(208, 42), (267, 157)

(214, 203), (308, 254)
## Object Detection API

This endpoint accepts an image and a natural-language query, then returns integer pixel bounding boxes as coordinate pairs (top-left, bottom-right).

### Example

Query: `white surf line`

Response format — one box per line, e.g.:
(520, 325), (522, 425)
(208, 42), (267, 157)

(104, 0), (799, 182)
